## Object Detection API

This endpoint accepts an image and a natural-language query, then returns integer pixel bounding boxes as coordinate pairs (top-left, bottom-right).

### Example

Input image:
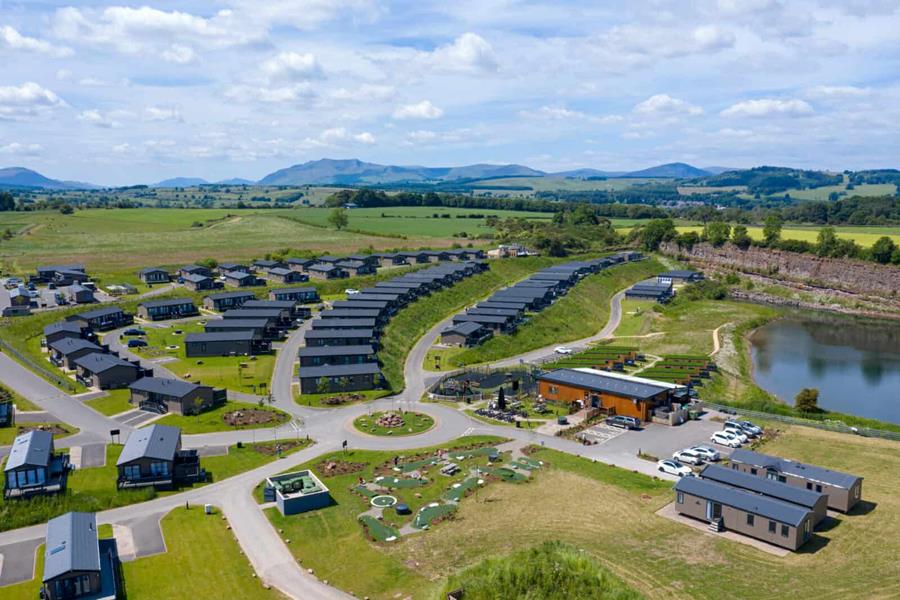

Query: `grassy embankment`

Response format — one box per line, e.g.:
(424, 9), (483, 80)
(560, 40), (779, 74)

(377, 256), (570, 392)
(448, 258), (664, 367)
(0, 439), (309, 533)
(2, 507), (282, 600)
(262, 427), (900, 599)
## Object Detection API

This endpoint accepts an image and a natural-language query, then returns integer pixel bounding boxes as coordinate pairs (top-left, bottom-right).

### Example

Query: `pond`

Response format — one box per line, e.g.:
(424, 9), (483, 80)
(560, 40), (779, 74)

(750, 314), (900, 424)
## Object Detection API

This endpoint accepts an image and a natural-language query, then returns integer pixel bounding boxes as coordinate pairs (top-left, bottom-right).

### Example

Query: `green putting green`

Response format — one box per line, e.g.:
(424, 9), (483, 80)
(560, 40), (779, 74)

(480, 466), (528, 482)
(450, 447), (499, 460)
(396, 457), (441, 473)
(375, 476), (429, 489)
(443, 477), (481, 502)
(413, 503), (457, 529)
(358, 515), (400, 542)
(514, 457), (543, 470)
(355, 485), (379, 498)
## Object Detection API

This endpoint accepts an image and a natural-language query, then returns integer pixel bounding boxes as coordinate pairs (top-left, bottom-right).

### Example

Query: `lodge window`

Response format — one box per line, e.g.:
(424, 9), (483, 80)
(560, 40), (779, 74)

(549, 385), (558, 394)
(124, 465), (140, 480)
(150, 462), (169, 477)
(781, 524), (789, 538)
(816, 484), (822, 493)
(768, 520), (776, 534)
(807, 482), (813, 490)
(750, 468), (757, 475)
(746, 514), (754, 526)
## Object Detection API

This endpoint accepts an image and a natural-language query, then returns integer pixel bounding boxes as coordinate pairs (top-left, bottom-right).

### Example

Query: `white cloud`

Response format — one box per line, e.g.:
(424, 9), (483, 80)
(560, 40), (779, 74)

(721, 98), (813, 117)
(519, 105), (623, 124)
(144, 106), (183, 122)
(393, 100), (444, 120)
(430, 33), (498, 73)
(0, 82), (67, 119)
(261, 52), (323, 82)
(806, 85), (872, 98)
(0, 142), (44, 155)
(0, 25), (72, 57)
(329, 84), (395, 102)
(77, 109), (120, 128)
(162, 44), (197, 64)
(587, 24), (735, 70)
(319, 127), (376, 145)
(225, 83), (316, 104)
(634, 94), (703, 116)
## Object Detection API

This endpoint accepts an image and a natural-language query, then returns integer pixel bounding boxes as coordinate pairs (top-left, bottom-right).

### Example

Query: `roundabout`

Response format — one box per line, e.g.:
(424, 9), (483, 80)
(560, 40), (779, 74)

(353, 410), (436, 437)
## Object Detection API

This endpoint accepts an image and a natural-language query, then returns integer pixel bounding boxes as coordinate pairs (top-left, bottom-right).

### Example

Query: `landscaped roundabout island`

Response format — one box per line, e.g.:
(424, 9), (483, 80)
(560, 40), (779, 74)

(353, 410), (435, 436)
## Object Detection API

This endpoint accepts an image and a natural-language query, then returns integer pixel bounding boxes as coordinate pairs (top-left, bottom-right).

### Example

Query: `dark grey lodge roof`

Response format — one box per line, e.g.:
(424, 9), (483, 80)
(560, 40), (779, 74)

(675, 476), (811, 527)
(207, 291), (255, 301)
(73, 306), (124, 320)
(205, 319), (270, 329)
(44, 320), (84, 336)
(700, 465), (825, 509)
(268, 267), (293, 276)
(43, 512), (101, 581)
(129, 376), (198, 398)
(331, 301), (389, 310)
(48, 337), (102, 355)
(443, 321), (483, 336)
(185, 331), (256, 343)
(538, 368), (670, 401)
(117, 424), (181, 465)
(225, 270), (254, 280)
(140, 298), (195, 309)
(271, 286), (317, 295)
(729, 449), (861, 489)
(182, 273), (210, 284)
(74, 353), (136, 373)
(304, 328), (374, 339)
(453, 314), (510, 324)
(320, 309), (381, 319)
(223, 308), (283, 318)
(310, 318), (377, 328)
(5, 430), (54, 471)
(243, 300), (295, 309)
(298, 345), (375, 357)
(298, 362), (382, 378)
(660, 270), (699, 278)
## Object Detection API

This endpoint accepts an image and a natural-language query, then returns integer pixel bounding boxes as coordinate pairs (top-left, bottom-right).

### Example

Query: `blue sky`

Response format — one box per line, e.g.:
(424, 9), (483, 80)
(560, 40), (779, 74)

(1, 0), (898, 185)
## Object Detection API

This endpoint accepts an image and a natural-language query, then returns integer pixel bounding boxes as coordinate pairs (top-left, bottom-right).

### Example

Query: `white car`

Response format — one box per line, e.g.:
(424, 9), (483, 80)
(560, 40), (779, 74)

(672, 449), (704, 466)
(711, 431), (742, 448)
(345, 288), (361, 295)
(657, 459), (693, 477)
(722, 426), (749, 443)
(689, 446), (721, 462)
(554, 346), (573, 355)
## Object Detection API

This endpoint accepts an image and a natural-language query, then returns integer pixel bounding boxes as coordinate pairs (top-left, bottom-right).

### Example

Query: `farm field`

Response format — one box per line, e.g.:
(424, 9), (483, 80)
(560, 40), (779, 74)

(612, 223), (900, 247)
(0, 208), (443, 284)
(468, 176), (659, 194)
(294, 206), (552, 237)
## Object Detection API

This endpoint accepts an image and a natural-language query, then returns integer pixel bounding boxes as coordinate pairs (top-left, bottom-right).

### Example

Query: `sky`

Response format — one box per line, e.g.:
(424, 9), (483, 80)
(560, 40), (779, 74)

(0, 0), (899, 185)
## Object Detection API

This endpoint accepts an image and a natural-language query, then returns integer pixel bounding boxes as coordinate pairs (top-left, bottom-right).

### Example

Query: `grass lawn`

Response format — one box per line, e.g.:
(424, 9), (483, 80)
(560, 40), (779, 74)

(0, 439), (309, 533)
(132, 321), (277, 394)
(379, 256), (569, 391)
(154, 400), (290, 434)
(0, 422), (76, 445)
(450, 258), (664, 367)
(296, 388), (392, 408)
(424, 347), (467, 372)
(85, 389), (133, 416)
(121, 507), (284, 599)
(262, 435), (507, 599)
(1, 507), (282, 600)
(353, 411), (435, 436)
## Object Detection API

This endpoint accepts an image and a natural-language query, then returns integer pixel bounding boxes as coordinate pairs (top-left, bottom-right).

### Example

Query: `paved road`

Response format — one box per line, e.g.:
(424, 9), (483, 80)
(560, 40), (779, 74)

(0, 277), (687, 599)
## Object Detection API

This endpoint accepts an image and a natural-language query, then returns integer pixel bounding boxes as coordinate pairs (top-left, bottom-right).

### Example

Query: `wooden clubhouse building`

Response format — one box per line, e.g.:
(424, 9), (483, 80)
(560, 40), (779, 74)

(537, 368), (686, 422)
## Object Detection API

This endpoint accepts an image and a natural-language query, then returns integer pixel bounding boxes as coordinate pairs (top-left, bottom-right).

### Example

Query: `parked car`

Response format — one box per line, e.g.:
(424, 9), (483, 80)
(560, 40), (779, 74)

(689, 446), (721, 462)
(127, 339), (148, 348)
(554, 346), (573, 355)
(345, 288), (361, 295)
(724, 420), (758, 437)
(722, 426), (749, 443)
(672, 449), (704, 466)
(123, 328), (147, 336)
(605, 415), (640, 430)
(48, 282), (56, 290)
(657, 459), (693, 477)
(710, 431), (742, 448)
(737, 420), (763, 436)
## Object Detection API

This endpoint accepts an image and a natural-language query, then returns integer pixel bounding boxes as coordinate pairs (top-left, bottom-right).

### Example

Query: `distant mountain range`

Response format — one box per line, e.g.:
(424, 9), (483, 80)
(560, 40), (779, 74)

(0, 167), (98, 190)
(7, 160), (853, 191)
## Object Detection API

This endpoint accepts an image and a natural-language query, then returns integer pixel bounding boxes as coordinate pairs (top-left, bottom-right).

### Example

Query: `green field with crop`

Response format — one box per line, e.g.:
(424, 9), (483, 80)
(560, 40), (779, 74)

(612, 223), (900, 247)
(469, 176), (659, 194)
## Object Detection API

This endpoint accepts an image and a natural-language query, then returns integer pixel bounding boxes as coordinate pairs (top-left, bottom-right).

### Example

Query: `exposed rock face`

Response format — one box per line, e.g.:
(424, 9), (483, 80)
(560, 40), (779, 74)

(661, 242), (900, 299)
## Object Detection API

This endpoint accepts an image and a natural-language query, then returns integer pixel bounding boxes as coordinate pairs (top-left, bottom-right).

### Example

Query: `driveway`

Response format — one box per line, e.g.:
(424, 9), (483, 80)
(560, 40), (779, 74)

(0, 538), (41, 586)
